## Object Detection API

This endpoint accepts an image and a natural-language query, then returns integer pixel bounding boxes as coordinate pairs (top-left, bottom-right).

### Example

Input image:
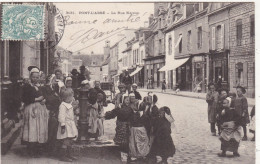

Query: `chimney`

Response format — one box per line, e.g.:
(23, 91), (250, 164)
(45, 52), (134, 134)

(149, 14), (154, 25)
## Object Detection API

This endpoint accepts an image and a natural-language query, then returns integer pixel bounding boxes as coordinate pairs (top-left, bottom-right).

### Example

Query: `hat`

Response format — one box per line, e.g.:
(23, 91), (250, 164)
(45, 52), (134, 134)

(80, 65), (86, 70)
(28, 66), (40, 74)
(81, 80), (89, 85)
(118, 83), (126, 88)
(129, 93), (135, 97)
(236, 86), (246, 94)
(132, 83), (137, 87)
(71, 69), (78, 75)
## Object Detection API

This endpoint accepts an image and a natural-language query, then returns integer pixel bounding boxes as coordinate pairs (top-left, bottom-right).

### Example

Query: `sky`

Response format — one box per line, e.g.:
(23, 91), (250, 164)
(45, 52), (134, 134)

(55, 3), (154, 55)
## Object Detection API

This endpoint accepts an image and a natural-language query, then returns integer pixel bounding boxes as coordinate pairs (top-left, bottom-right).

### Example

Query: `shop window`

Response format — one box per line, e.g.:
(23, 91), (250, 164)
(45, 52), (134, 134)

(187, 30), (191, 51)
(168, 36), (172, 55)
(216, 25), (222, 50)
(159, 39), (162, 54)
(250, 15), (255, 43)
(235, 62), (248, 87)
(236, 19), (242, 46)
(197, 26), (202, 49)
(141, 50), (143, 64)
(179, 35), (182, 53)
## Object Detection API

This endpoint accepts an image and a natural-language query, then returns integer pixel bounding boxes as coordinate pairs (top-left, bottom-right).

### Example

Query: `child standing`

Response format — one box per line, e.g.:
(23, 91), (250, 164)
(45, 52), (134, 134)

(148, 106), (176, 164)
(113, 84), (126, 108)
(88, 93), (105, 140)
(218, 98), (243, 157)
(105, 94), (133, 161)
(57, 88), (78, 162)
(128, 99), (150, 162)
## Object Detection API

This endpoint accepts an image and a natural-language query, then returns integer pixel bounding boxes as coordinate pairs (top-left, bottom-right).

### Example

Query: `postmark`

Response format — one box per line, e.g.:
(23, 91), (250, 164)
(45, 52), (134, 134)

(1, 4), (45, 41)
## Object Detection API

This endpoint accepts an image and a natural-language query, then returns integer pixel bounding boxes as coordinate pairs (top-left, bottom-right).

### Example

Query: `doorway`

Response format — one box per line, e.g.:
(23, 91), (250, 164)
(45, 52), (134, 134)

(9, 41), (21, 82)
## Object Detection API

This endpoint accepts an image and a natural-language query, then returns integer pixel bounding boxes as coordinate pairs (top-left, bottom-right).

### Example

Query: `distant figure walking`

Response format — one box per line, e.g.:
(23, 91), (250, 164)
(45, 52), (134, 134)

(162, 79), (166, 92)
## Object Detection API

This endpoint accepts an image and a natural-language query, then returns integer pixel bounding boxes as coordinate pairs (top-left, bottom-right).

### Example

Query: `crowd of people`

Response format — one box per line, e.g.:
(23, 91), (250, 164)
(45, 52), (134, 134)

(206, 83), (255, 158)
(15, 63), (255, 163)
(19, 65), (176, 163)
(107, 83), (175, 163)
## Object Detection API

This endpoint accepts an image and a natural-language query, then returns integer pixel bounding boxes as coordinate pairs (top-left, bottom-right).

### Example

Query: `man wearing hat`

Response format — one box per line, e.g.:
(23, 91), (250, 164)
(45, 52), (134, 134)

(78, 65), (86, 86)
(122, 70), (132, 94)
(131, 83), (142, 100)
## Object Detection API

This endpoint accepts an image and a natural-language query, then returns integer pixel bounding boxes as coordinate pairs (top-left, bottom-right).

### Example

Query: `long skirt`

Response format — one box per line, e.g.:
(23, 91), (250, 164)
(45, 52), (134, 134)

(220, 138), (239, 152)
(22, 102), (49, 143)
(47, 114), (59, 152)
(114, 121), (130, 148)
(129, 127), (150, 158)
(149, 134), (175, 158)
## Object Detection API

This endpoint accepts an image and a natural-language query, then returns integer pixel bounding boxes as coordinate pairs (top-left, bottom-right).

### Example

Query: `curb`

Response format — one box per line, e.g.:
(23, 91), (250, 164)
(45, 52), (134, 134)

(1, 121), (23, 155)
(139, 90), (255, 107)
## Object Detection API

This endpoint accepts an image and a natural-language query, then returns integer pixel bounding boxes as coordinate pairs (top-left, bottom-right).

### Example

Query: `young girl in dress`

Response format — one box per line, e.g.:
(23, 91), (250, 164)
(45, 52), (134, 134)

(218, 98), (243, 157)
(88, 93), (105, 140)
(57, 88), (78, 162)
(148, 106), (176, 164)
(234, 86), (250, 141)
(105, 94), (133, 161)
(128, 94), (150, 162)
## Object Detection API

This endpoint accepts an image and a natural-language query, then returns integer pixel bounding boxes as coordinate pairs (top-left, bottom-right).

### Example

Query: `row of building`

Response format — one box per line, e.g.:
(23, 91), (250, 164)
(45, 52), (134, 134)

(101, 2), (255, 98)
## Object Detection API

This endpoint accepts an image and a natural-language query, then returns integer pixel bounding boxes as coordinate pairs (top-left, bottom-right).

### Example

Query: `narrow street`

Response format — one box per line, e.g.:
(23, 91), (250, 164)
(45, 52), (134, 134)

(1, 91), (255, 164)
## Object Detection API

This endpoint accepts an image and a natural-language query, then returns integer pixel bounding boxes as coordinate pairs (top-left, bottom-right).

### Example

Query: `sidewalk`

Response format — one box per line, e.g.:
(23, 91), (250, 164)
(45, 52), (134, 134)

(139, 88), (255, 107)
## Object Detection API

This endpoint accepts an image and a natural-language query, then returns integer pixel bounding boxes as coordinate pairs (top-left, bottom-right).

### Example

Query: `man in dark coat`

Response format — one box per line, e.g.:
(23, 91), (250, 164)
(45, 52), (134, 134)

(71, 69), (79, 89)
(78, 65), (86, 85)
(122, 70), (132, 93)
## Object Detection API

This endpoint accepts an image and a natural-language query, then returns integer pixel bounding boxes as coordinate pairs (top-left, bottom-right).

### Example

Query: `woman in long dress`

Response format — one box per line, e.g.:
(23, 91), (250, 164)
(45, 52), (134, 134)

(206, 83), (219, 136)
(22, 66), (49, 157)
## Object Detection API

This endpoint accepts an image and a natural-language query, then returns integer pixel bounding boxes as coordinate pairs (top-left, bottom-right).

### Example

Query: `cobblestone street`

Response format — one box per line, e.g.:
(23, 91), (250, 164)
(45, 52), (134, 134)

(1, 91), (255, 164)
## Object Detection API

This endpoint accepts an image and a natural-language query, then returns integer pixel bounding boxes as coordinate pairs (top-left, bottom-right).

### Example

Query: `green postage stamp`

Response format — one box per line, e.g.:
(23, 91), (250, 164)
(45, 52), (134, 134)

(1, 4), (45, 40)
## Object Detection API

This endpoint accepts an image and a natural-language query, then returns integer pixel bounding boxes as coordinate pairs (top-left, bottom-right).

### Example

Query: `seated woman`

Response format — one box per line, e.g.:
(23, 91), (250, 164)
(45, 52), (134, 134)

(218, 98), (243, 157)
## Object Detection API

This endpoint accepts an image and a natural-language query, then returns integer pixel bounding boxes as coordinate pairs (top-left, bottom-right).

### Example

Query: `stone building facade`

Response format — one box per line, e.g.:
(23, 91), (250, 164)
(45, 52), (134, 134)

(229, 2), (255, 98)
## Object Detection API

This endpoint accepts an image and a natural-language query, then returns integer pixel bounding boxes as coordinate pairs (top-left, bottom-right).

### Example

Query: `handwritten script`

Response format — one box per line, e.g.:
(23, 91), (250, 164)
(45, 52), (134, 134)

(62, 12), (148, 52)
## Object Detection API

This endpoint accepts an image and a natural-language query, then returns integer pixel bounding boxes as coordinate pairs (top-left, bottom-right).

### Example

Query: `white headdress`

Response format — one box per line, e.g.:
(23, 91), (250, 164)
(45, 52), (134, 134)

(81, 80), (89, 85)
(65, 76), (72, 85)
(226, 97), (232, 107)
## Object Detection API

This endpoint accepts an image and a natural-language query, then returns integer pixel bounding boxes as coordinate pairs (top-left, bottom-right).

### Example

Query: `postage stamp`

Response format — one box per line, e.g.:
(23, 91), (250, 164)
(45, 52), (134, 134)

(1, 4), (45, 41)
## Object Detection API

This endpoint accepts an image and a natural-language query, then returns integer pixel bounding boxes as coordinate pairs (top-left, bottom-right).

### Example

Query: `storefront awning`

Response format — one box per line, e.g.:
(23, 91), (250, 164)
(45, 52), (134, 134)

(130, 67), (143, 77)
(175, 34), (182, 48)
(159, 57), (189, 72)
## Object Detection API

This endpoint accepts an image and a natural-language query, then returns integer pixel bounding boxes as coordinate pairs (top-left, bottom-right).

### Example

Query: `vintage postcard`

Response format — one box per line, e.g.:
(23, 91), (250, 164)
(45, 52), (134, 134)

(0, 2), (257, 164)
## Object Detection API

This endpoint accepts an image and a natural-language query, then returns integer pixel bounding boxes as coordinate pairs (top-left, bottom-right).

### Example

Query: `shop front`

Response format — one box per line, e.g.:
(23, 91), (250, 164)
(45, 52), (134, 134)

(176, 58), (192, 91)
(192, 55), (207, 93)
(143, 55), (165, 89)
(209, 51), (229, 90)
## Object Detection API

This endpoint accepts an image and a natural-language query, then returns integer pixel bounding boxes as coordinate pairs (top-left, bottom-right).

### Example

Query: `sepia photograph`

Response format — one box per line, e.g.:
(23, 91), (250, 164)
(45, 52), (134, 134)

(0, 1), (256, 164)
